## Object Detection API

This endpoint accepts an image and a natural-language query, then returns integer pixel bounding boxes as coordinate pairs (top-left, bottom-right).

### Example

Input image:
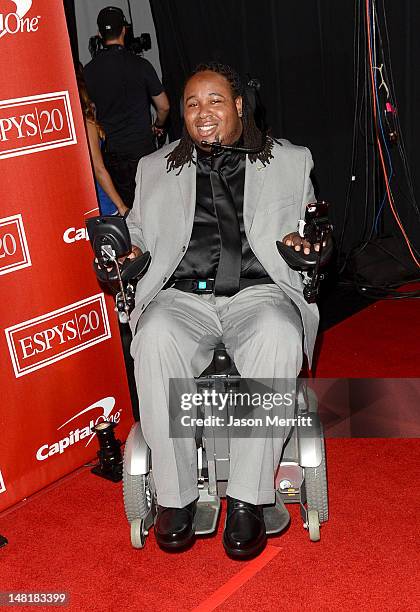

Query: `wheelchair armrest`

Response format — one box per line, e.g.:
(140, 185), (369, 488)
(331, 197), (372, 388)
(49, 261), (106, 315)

(276, 236), (334, 271)
(94, 251), (151, 284)
(120, 252), (151, 281)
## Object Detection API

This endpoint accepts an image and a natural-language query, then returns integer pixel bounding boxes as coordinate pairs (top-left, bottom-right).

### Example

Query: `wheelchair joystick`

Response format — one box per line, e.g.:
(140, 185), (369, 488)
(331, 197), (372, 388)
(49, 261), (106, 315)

(276, 201), (333, 303)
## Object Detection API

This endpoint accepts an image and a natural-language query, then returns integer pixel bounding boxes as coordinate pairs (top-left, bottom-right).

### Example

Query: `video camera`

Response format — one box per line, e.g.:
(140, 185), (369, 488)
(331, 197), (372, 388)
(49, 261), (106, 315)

(89, 26), (151, 59)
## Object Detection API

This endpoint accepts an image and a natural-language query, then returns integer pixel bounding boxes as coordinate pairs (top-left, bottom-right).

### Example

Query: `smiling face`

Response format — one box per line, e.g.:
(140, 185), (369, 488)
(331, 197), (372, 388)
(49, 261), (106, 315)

(183, 71), (243, 151)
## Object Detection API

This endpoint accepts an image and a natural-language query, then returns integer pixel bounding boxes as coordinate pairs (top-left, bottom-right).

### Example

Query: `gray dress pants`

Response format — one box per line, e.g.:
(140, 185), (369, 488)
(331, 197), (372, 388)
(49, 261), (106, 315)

(130, 284), (303, 507)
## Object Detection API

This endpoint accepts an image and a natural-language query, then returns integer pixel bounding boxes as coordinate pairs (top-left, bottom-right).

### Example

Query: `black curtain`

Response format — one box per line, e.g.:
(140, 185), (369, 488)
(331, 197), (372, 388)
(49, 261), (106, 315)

(150, 0), (420, 257)
(63, 0), (79, 65)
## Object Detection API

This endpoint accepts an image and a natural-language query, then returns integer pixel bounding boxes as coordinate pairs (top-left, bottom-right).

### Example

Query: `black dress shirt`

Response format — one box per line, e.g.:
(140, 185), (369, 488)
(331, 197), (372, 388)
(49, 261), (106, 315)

(172, 147), (269, 285)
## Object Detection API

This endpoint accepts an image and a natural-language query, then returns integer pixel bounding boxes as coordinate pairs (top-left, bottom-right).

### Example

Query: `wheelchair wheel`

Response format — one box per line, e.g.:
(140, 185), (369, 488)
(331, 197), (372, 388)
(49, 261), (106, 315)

(130, 518), (147, 549)
(304, 427), (328, 523)
(307, 510), (320, 542)
(123, 471), (153, 523)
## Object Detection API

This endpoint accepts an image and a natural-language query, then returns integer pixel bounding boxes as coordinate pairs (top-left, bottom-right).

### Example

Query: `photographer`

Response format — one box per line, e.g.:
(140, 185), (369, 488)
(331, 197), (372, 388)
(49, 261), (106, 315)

(84, 6), (170, 208)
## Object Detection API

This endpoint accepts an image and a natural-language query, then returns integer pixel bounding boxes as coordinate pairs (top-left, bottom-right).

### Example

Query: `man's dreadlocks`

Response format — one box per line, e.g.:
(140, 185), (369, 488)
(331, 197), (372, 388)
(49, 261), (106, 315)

(166, 62), (274, 173)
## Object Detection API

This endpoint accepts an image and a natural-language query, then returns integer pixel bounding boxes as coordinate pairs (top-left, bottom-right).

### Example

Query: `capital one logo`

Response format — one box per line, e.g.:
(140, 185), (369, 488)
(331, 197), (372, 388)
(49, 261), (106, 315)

(0, 213), (31, 276)
(5, 293), (111, 377)
(63, 207), (99, 246)
(36, 397), (122, 461)
(0, 1), (41, 39)
(63, 226), (90, 245)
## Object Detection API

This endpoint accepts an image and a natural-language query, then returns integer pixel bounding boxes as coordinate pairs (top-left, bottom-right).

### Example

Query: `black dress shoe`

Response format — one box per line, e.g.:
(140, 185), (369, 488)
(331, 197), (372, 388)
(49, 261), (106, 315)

(154, 500), (196, 551)
(223, 496), (267, 559)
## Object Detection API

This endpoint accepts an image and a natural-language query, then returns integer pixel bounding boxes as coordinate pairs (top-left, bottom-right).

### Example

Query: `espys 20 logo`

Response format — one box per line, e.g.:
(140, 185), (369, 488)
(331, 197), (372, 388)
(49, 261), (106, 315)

(0, 91), (77, 160)
(0, 1), (41, 39)
(5, 293), (111, 377)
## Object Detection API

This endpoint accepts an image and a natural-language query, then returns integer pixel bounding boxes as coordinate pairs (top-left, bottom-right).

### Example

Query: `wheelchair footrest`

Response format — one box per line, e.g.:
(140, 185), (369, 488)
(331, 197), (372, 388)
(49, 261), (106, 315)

(195, 492), (221, 535)
(263, 492), (291, 535)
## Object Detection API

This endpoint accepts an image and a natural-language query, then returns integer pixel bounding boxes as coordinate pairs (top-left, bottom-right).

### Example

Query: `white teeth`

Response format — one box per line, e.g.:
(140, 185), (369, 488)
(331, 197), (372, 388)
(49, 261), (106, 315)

(198, 125), (216, 133)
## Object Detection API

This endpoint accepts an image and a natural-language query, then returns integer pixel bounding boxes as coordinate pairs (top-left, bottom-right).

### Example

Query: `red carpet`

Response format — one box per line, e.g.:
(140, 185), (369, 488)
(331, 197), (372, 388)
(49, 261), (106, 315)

(1, 297), (419, 611)
(315, 288), (420, 377)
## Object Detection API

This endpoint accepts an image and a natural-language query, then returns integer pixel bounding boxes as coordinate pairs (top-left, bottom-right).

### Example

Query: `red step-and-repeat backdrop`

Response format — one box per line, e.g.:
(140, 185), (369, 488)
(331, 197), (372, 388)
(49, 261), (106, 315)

(0, 0), (133, 511)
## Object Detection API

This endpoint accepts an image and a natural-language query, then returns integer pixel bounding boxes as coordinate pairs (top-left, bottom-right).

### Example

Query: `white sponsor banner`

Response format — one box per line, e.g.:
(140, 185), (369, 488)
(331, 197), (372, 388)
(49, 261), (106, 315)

(0, 91), (77, 160)
(0, 213), (31, 276)
(5, 293), (111, 377)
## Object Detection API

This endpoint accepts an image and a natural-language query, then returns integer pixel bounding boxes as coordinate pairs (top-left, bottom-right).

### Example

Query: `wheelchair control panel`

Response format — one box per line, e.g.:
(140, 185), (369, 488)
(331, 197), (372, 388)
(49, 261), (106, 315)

(276, 201), (333, 303)
(86, 215), (150, 323)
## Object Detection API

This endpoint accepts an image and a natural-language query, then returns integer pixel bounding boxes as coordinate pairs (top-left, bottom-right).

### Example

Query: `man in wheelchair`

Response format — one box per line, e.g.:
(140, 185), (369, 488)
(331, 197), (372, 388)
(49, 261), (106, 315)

(117, 63), (326, 558)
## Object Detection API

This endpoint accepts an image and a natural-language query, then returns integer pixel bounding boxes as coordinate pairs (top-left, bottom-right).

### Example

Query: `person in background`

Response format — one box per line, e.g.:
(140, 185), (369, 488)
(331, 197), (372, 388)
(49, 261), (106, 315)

(84, 6), (170, 208)
(77, 67), (128, 217)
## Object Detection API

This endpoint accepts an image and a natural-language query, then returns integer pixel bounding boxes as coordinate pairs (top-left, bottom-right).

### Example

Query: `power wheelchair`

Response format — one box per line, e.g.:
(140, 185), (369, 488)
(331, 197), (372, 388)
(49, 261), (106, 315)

(87, 202), (332, 548)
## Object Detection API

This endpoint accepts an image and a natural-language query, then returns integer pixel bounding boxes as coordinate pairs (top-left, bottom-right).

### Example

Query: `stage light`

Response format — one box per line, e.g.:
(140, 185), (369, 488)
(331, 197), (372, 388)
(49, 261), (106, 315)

(91, 421), (123, 482)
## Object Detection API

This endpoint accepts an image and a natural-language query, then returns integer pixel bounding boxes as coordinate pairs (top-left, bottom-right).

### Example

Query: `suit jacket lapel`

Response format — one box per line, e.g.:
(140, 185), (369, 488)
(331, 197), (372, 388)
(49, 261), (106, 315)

(244, 156), (266, 234)
(175, 152), (266, 233)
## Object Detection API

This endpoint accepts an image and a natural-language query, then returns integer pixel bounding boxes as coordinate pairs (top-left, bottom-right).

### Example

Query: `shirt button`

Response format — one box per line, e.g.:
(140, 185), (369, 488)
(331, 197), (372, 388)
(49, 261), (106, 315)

(182, 246), (186, 252)
(163, 277), (167, 283)
(141, 304), (145, 310)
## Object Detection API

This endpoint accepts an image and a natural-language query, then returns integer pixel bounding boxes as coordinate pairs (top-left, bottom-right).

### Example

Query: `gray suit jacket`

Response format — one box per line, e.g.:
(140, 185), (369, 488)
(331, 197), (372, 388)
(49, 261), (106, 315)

(126, 139), (319, 362)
